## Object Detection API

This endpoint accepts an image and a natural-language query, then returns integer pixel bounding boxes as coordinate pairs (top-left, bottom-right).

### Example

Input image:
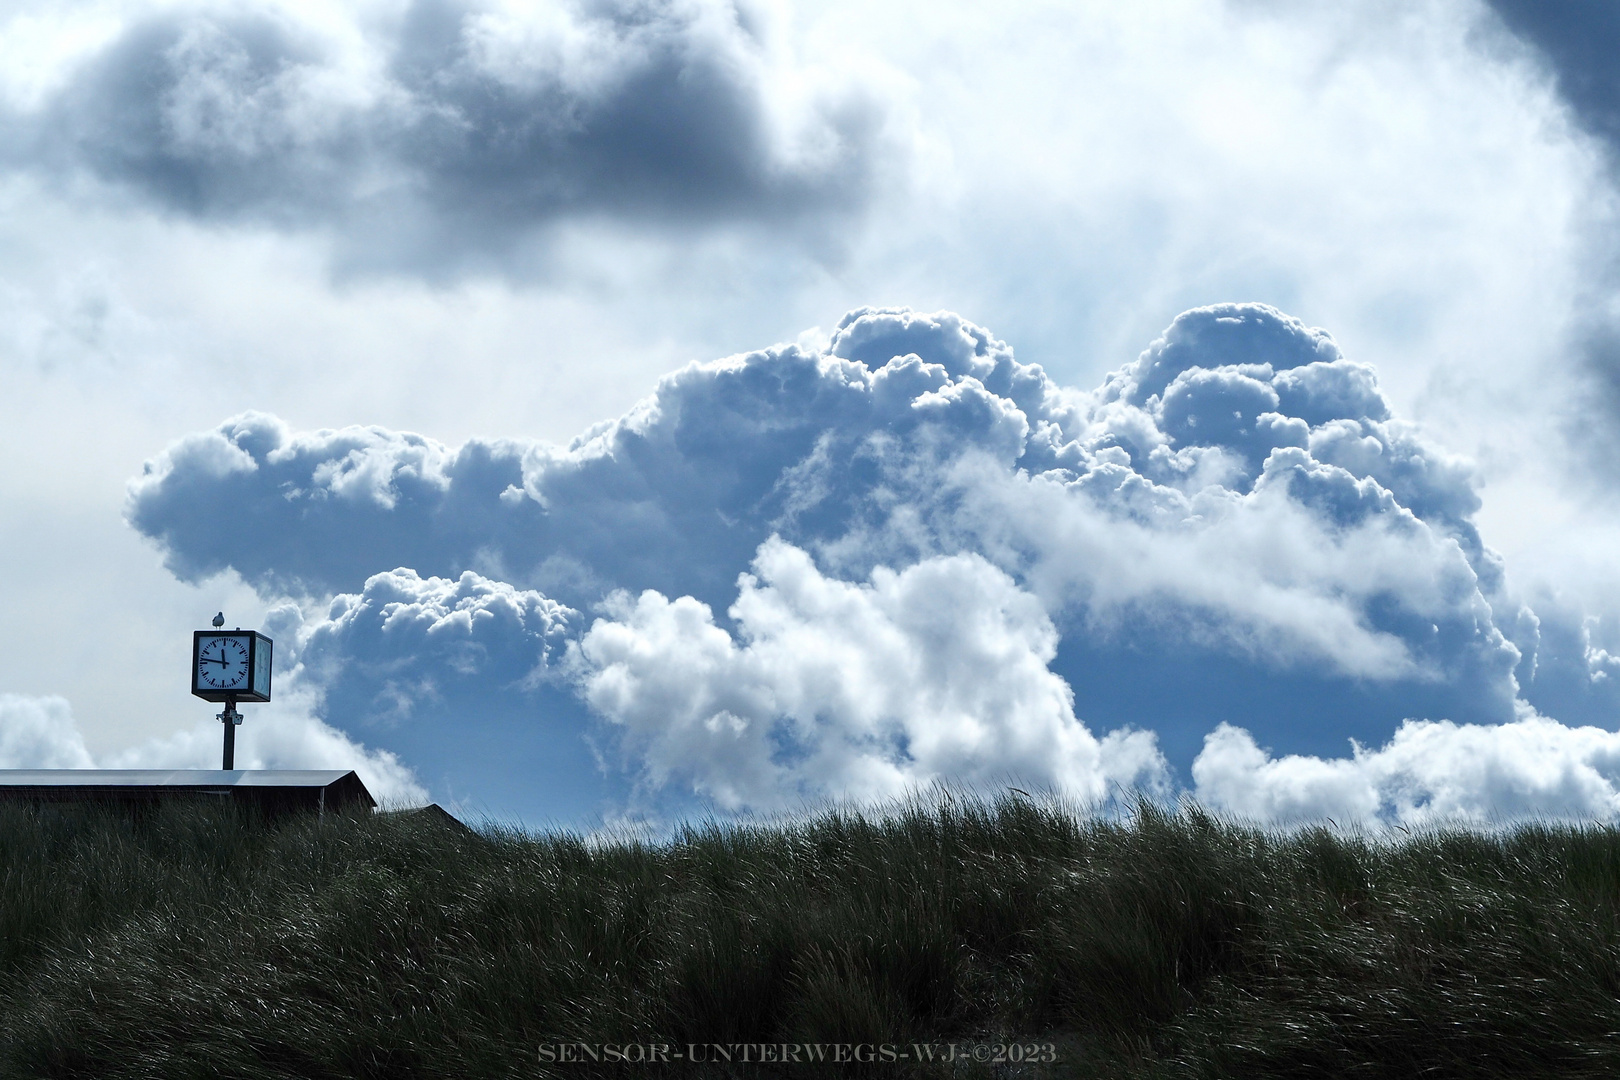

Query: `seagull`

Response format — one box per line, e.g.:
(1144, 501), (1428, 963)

(212, 612), (225, 628)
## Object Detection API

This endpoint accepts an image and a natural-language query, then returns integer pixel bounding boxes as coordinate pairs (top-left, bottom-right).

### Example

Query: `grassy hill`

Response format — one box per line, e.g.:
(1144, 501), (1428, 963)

(0, 794), (1618, 1078)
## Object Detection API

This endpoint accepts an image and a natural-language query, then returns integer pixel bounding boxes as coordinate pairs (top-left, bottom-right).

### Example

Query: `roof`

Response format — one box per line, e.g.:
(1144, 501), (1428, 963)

(0, 770), (359, 788)
(0, 770), (376, 810)
(382, 802), (475, 833)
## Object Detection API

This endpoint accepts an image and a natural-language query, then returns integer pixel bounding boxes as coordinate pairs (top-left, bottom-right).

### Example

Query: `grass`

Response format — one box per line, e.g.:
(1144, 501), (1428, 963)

(0, 794), (1618, 1077)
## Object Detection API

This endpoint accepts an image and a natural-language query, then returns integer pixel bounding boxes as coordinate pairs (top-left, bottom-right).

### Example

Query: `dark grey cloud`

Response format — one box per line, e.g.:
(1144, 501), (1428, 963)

(9, 0), (891, 274)
(129, 302), (1601, 792)
(1486, 0), (1620, 155)
(30, 12), (345, 223)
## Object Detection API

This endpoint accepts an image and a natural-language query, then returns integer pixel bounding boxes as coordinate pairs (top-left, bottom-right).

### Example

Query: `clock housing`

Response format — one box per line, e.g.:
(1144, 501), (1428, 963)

(192, 631), (273, 702)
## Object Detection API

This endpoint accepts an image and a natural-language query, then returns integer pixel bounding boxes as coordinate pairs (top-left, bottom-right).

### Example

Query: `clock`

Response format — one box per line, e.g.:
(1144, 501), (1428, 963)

(191, 630), (273, 703)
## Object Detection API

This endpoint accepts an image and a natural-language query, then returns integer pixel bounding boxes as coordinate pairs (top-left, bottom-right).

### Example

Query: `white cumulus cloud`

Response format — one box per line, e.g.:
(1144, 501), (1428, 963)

(0, 694), (95, 769)
(1193, 711), (1620, 826)
(572, 536), (1167, 811)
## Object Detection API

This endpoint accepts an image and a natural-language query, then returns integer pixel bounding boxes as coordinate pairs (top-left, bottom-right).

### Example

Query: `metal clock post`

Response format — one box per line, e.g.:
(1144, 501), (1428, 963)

(219, 697), (243, 770)
(191, 617), (274, 771)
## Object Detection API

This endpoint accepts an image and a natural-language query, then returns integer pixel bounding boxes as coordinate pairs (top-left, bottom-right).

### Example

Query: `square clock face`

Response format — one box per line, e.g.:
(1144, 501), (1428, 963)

(192, 632), (273, 703)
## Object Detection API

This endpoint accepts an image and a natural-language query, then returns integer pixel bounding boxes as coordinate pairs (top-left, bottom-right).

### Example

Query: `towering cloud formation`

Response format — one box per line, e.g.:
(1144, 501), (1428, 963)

(124, 303), (1620, 819)
(3, 0), (892, 273)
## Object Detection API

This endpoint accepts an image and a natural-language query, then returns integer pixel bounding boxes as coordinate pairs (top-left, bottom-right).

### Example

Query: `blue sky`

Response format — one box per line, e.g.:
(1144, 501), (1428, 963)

(4, 0), (1620, 827)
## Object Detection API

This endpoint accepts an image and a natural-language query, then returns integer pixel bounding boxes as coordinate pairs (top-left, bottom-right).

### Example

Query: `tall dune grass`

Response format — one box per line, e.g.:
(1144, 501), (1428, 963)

(0, 794), (1618, 1077)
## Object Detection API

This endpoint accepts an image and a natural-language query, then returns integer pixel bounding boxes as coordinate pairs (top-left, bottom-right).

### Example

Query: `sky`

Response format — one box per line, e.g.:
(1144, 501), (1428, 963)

(4, 0), (1620, 828)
